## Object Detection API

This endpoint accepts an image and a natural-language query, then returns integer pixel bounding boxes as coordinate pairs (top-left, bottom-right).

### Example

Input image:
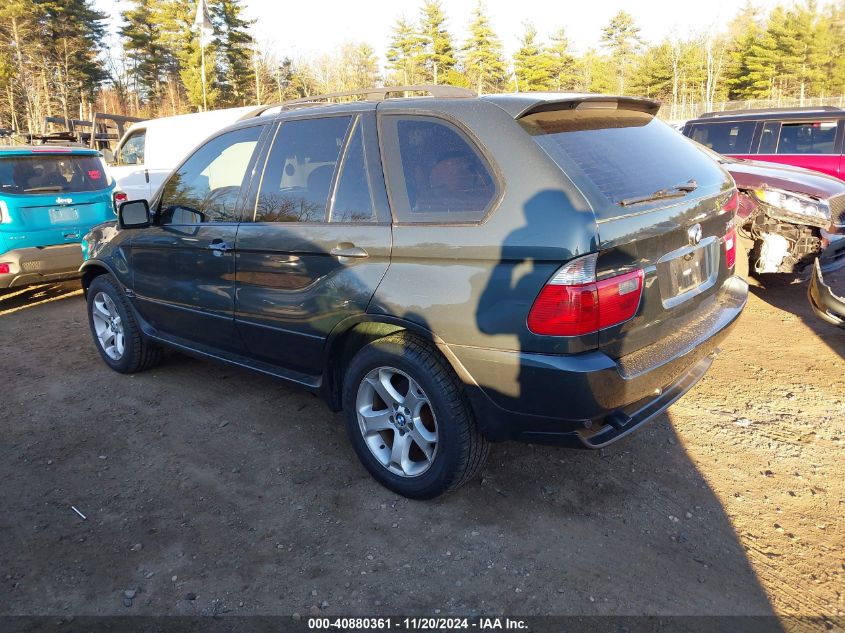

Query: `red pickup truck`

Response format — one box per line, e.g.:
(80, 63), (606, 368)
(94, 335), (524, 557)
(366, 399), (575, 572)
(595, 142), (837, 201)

(683, 107), (844, 180)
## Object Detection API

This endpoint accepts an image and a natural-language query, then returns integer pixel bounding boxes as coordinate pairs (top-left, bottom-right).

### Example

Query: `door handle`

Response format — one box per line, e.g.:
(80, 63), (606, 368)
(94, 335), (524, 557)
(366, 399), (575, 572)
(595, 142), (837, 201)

(208, 240), (231, 256)
(330, 244), (369, 259)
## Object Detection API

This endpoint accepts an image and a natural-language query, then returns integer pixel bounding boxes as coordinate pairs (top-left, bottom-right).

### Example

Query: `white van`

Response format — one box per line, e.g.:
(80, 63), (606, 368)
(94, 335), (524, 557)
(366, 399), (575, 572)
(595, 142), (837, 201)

(107, 106), (260, 202)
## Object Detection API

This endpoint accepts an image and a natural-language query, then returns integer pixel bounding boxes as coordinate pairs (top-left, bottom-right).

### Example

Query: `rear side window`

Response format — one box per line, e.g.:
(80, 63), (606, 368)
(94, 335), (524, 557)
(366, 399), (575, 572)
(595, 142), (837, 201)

(687, 121), (756, 154)
(117, 129), (145, 165)
(0, 154), (111, 195)
(157, 125), (262, 224)
(521, 109), (726, 216)
(774, 121), (837, 155)
(381, 116), (497, 223)
(254, 116), (352, 223)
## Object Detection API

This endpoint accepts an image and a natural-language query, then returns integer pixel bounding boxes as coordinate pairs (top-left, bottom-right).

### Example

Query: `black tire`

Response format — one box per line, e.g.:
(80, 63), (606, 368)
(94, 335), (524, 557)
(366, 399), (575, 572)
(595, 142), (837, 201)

(342, 332), (489, 499)
(86, 275), (161, 374)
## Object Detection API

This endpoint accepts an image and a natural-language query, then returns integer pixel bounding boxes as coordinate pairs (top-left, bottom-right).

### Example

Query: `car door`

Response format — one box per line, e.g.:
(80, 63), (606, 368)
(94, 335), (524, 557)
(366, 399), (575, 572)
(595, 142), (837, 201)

(110, 128), (151, 200)
(234, 111), (392, 375)
(129, 124), (267, 353)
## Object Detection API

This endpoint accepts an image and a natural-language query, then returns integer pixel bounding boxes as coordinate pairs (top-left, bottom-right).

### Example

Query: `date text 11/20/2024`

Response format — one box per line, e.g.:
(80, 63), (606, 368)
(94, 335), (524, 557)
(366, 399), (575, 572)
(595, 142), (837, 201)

(307, 617), (528, 630)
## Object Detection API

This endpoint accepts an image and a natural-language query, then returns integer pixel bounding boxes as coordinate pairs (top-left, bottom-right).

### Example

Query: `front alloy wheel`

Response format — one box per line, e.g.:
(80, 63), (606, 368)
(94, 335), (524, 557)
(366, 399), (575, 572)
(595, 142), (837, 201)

(91, 291), (125, 361)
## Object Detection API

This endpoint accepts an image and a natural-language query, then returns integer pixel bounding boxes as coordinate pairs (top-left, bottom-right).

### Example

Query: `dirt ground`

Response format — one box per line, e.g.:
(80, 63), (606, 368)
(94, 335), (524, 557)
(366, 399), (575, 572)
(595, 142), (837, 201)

(0, 272), (843, 622)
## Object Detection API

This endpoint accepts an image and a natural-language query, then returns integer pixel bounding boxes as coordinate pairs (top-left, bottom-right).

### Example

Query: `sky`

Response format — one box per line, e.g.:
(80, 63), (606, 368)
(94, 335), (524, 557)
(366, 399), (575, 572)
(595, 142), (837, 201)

(96, 0), (792, 65)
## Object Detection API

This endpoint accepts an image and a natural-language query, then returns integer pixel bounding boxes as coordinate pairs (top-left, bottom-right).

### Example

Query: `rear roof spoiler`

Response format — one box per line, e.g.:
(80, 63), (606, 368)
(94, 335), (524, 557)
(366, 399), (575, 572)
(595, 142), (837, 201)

(483, 94), (661, 119)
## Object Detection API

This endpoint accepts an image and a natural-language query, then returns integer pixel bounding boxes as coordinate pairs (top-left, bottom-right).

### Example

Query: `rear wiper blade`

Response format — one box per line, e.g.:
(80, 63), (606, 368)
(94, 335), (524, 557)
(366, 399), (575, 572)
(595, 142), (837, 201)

(24, 186), (64, 193)
(618, 180), (698, 207)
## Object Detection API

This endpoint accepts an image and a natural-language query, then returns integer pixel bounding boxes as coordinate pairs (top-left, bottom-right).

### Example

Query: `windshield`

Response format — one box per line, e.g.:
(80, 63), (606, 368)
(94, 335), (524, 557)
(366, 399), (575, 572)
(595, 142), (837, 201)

(519, 109), (727, 217)
(0, 154), (111, 195)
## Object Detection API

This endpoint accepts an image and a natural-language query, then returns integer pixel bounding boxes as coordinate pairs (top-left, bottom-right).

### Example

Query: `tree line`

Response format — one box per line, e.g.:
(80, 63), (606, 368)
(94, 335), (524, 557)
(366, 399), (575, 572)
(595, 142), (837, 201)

(2, 0), (844, 135)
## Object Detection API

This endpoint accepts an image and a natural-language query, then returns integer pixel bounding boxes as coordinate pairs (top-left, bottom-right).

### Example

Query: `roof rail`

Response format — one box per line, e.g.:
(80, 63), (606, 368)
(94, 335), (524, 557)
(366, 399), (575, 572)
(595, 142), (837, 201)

(699, 105), (843, 118)
(245, 84), (476, 118)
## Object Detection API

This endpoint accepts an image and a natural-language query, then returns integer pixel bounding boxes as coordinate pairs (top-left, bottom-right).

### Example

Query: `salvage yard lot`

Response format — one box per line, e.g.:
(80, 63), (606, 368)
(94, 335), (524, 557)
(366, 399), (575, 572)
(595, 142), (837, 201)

(1, 276), (843, 618)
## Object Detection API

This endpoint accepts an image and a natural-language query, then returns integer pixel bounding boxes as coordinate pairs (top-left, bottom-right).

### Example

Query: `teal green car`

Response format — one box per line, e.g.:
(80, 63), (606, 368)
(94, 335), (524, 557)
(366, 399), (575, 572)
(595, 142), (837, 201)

(0, 146), (116, 289)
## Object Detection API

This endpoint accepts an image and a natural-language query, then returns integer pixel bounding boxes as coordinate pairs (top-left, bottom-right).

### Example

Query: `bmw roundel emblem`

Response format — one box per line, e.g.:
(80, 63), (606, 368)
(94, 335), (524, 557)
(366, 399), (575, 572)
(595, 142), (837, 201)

(687, 223), (703, 246)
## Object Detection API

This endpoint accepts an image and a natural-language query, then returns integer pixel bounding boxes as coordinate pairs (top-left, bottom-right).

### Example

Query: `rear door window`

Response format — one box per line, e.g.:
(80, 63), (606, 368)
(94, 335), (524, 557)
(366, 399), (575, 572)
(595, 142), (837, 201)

(117, 129), (145, 165)
(330, 119), (376, 223)
(253, 116), (352, 223)
(521, 109), (726, 218)
(1, 154), (110, 195)
(774, 121), (837, 154)
(687, 121), (756, 154)
(380, 116), (497, 223)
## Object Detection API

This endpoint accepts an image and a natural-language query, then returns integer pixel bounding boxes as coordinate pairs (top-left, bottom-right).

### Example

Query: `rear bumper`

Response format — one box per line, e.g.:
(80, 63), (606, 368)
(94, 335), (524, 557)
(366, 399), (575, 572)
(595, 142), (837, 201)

(0, 244), (83, 289)
(452, 275), (748, 447)
(809, 258), (845, 328)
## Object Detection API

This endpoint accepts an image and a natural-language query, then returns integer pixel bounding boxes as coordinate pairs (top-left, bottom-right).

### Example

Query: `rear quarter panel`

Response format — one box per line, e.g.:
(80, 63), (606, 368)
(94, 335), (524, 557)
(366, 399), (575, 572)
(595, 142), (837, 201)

(369, 99), (599, 355)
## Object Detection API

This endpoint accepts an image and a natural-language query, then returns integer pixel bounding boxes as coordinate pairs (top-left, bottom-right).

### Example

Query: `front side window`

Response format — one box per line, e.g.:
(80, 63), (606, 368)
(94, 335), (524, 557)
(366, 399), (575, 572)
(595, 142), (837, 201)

(117, 130), (145, 165)
(775, 121), (837, 155)
(157, 126), (262, 225)
(381, 116), (497, 223)
(254, 116), (352, 223)
(687, 121), (755, 154)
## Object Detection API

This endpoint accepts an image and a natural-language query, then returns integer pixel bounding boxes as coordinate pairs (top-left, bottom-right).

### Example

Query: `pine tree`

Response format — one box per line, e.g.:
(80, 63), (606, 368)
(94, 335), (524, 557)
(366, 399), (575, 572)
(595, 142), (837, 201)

(212, 0), (253, 106)
(574, 49), (614, 94)
(120, 0), (167, 104)
(546, 27), (576, 91)
(512, 23), (552, 92)
(36, 0), (108, 119)
(418, 0), (456, 84)
(386, 16), (425, 85)
(725, 1), (762, 99)
(339, 42), (380, 90)
(461, 1), (507, 94)
(600, 10), (641, 94)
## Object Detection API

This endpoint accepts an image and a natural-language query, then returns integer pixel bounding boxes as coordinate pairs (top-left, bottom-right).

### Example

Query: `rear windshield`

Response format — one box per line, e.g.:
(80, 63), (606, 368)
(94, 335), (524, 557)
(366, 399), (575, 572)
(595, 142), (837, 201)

(519, 109), (726, 217)
(0, 154), (111, 195)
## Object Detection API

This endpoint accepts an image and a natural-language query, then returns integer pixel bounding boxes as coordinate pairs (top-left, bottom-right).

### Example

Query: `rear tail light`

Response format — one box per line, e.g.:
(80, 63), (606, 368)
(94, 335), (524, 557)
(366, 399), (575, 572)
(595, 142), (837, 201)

(724, 227), (737, 269)
(113, 191), (129, 214)
(0, 263), (10, 274)
(527, 254), (644, 336)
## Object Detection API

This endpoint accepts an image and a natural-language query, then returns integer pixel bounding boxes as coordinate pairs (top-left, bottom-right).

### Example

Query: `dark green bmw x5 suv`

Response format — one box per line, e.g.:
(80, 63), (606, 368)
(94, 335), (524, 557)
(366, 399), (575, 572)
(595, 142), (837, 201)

(81, 86), (748, 498)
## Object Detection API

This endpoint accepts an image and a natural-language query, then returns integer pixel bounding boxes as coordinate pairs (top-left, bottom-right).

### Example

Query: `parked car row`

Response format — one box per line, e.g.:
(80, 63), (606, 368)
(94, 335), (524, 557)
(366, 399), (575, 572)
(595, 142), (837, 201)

(682, 107), (845, 278)
(2, 90), (842, 498)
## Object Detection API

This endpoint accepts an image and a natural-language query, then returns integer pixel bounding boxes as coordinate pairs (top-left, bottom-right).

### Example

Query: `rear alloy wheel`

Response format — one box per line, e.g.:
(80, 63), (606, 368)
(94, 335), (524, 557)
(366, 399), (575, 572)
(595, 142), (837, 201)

(343, 333), (489, 499)
(356, 366), (439, 478)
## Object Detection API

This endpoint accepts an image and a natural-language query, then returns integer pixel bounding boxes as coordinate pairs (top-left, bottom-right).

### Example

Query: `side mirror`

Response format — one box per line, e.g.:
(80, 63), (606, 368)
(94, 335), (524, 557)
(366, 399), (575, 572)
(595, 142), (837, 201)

(118, 200), (151, 229)
(102, 148), (114, 165)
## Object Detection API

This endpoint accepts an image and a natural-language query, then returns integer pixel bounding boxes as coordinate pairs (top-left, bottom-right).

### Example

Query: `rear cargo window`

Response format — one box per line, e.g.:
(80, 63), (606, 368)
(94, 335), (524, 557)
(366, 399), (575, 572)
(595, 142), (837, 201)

(520, 109), (726, 216)
(775, 121), (837, 155)
(381, 116), (497, 224)
(686, 121), (756, 154)
(0, 154), (111, 195)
